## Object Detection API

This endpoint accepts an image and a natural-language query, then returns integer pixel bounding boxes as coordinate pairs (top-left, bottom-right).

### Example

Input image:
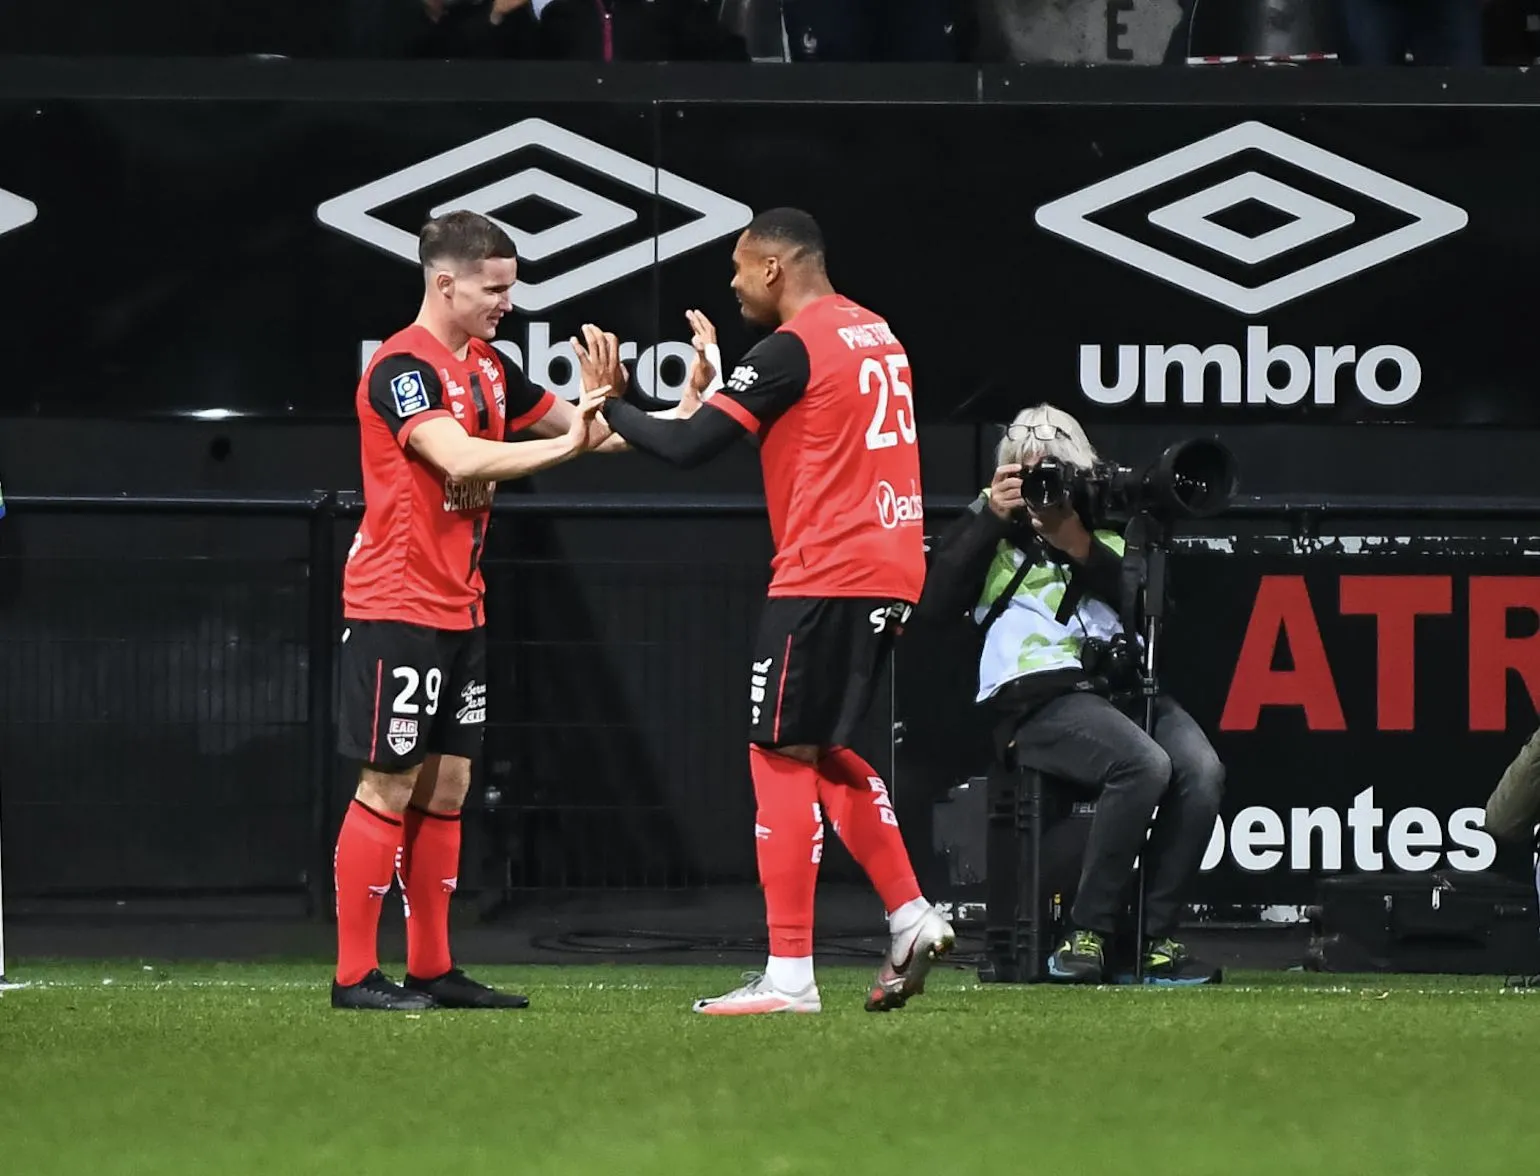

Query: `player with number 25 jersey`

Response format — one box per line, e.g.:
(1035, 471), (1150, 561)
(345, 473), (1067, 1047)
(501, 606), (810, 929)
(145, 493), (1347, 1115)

(598, 208), (953, 1018)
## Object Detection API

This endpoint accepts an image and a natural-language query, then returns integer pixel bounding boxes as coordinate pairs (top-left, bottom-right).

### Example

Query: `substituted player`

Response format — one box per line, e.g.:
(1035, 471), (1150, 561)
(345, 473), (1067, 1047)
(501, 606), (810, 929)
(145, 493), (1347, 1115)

(590, 208), (955, 1015)
(331, 211), (621, 1012)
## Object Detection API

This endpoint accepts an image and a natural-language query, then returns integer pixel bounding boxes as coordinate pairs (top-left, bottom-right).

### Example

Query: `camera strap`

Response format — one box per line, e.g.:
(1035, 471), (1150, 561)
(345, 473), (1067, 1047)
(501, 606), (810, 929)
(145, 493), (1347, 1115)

(1054, 568), (1086, 627)
(977, 555), (1033, 638)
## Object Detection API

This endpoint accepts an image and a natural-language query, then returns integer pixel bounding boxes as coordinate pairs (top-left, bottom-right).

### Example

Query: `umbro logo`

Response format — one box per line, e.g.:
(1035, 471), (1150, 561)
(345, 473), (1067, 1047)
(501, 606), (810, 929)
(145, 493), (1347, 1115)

(0, 187), (37, 240)
(1035, 121), (1467, 316)
(316, 118), (752, 313)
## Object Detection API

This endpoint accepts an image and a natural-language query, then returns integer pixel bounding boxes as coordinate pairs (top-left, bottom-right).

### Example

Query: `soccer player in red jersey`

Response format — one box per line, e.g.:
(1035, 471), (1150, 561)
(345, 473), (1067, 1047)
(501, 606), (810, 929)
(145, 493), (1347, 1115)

(594, 208), (955, 1015)
(332, 211), (626, 1011)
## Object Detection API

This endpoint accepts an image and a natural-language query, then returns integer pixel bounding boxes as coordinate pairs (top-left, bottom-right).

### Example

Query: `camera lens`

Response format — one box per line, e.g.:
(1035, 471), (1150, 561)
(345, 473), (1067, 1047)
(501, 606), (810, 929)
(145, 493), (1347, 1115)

(1023, 459), (1066, 508)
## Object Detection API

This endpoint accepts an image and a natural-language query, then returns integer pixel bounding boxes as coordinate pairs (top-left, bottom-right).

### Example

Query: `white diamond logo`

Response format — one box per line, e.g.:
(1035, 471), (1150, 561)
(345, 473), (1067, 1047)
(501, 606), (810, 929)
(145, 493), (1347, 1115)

(316, 118), (753, 313)
(1146, 172), (1355, 267)
(1034, 121), (1468, 316)
(0, 187), (37, 239)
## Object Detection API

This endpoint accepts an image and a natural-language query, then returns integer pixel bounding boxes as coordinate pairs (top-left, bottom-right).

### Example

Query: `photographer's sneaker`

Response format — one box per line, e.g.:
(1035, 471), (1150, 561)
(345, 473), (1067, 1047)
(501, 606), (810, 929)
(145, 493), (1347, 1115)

(866, 903), (956, 1012)
(692, 972), (821, 1016)
(1116, 938), (1222, 987)
(1047, 929), (1107, 984)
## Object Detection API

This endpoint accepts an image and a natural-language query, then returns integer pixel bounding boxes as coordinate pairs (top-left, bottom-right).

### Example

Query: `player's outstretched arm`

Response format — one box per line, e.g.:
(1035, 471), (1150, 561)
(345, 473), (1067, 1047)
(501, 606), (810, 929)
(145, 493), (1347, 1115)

(408, 384), (608, 482)
(599, 396), (746, 469)
(581, 312), (719, 452)
(597, 328), (808, 469)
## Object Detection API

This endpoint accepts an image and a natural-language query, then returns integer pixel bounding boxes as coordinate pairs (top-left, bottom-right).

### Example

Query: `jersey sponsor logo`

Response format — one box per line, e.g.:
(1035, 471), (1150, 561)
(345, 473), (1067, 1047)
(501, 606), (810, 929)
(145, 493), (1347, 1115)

(457, 680), (487, 725)
(477, 356), (507, 412)
(387, 716), (419, 756)
(390, 370), (433, 417)
(443, 477), (494, 513)
(874, 479), (924, 530)
(726, 364), (759, 394)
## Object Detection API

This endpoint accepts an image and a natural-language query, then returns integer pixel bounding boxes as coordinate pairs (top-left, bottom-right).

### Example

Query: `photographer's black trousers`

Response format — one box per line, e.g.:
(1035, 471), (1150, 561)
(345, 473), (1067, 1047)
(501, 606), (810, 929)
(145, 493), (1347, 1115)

(1006, 692), (1225, 940)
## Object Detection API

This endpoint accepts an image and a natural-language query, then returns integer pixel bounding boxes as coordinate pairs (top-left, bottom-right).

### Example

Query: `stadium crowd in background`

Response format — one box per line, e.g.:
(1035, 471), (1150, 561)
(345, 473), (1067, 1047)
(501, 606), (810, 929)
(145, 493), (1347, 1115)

(6, 0), (1538, 65)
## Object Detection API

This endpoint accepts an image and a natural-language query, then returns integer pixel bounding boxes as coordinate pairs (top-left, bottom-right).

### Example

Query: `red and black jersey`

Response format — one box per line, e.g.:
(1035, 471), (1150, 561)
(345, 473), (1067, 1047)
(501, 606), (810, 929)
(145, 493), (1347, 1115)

(707, 294), (927, 603)
(342, 324), (556, 630)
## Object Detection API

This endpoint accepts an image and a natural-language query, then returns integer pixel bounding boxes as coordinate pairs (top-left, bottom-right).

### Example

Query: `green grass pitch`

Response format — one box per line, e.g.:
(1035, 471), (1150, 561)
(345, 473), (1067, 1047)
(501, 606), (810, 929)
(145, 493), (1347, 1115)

(2, 960), (1536, 1175)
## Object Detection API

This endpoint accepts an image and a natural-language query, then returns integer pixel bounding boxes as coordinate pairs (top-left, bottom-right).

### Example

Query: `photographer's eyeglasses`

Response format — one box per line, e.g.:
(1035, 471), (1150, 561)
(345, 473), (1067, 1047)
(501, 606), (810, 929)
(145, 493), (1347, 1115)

(1005, 423), (1071, 442)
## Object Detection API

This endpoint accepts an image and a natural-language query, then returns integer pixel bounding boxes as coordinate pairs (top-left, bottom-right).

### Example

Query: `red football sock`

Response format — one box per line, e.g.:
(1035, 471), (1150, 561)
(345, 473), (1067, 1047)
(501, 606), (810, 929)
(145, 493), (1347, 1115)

(400, 805), (461, 981)
(750, 746), (824, 958)
(818, 748), (923, 915)
(334, 799), (404, 986)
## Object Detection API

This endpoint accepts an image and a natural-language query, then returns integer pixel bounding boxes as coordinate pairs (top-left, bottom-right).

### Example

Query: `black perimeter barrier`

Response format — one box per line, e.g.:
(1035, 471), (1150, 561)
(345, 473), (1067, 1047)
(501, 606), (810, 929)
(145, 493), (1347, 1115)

(6, 60), (1540, 941)
(5, 491), (1540, 932)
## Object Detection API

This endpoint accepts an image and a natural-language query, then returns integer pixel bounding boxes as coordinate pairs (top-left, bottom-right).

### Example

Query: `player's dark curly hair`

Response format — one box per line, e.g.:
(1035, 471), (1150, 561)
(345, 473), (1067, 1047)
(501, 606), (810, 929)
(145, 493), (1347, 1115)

(418, 210), (517, 270)
(745, 207), (825, 267)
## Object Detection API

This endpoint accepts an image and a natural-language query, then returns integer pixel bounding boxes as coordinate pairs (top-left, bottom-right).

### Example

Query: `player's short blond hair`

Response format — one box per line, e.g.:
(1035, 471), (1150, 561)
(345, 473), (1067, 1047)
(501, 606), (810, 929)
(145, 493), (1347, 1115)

(996, 404), (1100, 471)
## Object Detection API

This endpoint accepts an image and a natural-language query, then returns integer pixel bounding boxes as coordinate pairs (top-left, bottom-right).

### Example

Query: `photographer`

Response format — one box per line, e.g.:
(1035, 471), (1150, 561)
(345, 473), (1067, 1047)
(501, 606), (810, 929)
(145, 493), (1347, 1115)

(920, 404), (1224, 985)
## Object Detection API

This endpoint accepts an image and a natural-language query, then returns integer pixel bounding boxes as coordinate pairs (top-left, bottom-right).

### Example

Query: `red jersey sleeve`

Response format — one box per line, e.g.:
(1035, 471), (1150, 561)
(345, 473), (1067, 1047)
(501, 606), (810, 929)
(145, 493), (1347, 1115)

(707, 331), (811, 437)
(496, 352), (558, 437)
(367, 353), (451, 447)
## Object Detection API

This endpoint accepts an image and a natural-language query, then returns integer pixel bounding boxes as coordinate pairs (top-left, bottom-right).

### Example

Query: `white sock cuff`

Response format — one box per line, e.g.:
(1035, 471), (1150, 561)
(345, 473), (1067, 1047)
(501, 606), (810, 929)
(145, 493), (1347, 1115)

(766, 954), (815, 993)
(888, 898), (932, 932)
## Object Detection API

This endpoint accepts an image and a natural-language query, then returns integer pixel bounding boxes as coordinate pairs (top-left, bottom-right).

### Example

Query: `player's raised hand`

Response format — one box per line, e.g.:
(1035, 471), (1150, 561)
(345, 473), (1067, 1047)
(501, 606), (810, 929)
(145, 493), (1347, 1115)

(571, 325), (614, 397)
(593, 324), (627, 395)
(568, 383), (612, 452)
(572, 324), (627, 399)
(680, 309), (717, 419)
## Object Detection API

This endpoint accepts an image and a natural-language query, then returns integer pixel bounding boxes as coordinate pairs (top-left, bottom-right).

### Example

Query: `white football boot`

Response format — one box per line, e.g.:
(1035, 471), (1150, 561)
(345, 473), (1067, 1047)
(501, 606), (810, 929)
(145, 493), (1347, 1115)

(865, 904), (956, 1012)
(692, 972), (822, 1016)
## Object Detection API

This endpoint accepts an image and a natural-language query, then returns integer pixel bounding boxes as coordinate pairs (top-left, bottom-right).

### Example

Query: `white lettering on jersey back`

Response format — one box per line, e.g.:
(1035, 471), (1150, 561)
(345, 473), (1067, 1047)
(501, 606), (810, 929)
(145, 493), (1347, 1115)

(836, 322), (899, 351)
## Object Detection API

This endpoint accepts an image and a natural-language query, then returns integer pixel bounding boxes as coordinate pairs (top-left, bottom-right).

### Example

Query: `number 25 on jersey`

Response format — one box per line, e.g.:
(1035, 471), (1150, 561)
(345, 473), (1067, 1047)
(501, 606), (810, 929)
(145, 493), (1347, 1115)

(860, 354), (916, 452)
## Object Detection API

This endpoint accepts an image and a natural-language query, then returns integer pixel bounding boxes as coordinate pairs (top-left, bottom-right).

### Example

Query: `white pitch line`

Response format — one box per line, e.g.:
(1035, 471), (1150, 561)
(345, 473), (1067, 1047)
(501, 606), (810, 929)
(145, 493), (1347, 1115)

(2, 979), (1530, 997)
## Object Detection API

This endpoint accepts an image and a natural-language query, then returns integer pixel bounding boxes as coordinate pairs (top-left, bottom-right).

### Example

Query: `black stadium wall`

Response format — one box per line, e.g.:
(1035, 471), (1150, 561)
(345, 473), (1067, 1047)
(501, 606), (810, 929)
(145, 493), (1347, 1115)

(2, 60), (1539, 917)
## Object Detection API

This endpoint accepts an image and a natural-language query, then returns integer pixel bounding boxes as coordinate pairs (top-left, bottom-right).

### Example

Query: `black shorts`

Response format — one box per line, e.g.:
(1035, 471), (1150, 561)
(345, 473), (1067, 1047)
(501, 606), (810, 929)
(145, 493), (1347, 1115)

(747, 597), (911, 750)
(337, 620), (488, 771)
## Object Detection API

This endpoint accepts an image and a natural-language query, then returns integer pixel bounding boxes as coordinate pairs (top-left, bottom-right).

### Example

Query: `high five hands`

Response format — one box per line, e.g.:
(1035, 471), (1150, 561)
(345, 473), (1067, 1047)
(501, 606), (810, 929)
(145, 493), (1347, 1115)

(570, 310), (720, 429)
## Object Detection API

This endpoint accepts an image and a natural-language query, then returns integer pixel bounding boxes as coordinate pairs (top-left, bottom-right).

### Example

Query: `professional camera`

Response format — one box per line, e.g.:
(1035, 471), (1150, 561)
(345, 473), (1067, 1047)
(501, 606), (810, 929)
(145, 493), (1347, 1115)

(1020, 438), (1238, 526)
(1079, 634), (1141, 696)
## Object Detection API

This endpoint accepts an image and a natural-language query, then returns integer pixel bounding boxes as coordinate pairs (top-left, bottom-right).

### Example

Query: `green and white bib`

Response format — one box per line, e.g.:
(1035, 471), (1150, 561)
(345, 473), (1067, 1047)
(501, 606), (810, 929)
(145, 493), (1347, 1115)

(973, 527), (1127, 703)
